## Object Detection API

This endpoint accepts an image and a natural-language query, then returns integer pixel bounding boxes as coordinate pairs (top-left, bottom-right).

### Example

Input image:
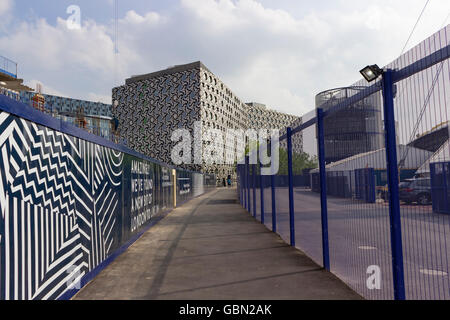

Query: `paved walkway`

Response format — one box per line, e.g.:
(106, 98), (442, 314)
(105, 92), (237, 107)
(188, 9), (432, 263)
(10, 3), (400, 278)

(74, 188), (361, 300)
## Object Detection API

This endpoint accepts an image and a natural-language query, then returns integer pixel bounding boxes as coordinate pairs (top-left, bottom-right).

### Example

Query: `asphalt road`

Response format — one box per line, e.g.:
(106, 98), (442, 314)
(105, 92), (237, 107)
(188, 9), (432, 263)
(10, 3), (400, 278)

(246, 187), (450, 300)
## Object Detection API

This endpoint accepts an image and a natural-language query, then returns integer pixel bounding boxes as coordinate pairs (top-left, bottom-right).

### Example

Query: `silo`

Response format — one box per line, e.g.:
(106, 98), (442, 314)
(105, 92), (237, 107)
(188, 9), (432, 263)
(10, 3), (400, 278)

(315, 86), (384, 164)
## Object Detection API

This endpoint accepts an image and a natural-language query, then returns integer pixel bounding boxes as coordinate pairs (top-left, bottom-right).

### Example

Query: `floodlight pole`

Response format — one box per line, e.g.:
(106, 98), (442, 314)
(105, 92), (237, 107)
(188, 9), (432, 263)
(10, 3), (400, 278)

(317, 108), (330, 271)
(382, 69), (406, 300)
(287, 127), (295, 247)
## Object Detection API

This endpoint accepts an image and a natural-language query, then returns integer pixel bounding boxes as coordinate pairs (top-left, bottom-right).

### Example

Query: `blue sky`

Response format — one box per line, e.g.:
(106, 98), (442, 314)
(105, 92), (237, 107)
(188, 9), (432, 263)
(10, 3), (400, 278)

(0, 0), (449, 116)
(9, 0), (344, 24)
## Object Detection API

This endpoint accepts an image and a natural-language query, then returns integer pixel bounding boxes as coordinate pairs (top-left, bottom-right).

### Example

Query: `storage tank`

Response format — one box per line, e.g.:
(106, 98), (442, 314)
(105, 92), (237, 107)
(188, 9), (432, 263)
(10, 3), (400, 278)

(315, 86), (384, 164)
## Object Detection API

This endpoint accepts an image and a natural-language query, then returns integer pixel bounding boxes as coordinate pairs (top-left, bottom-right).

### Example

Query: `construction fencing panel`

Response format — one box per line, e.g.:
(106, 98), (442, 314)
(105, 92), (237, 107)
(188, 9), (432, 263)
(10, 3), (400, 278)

(354, 169), (376, 203)
(0, 95), (216, 300)
(430, 162), (450, 214)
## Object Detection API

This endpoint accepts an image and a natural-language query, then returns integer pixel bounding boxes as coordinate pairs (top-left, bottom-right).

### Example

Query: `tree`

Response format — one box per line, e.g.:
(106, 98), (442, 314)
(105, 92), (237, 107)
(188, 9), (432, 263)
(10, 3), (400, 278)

(277, 149), (318, 175)
(238, 142), (318, 176)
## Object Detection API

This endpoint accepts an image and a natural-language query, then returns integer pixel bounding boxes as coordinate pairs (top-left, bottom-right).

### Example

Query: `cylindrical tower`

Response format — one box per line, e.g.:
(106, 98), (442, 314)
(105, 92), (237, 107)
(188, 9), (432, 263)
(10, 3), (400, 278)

(315, 86), (384, 164)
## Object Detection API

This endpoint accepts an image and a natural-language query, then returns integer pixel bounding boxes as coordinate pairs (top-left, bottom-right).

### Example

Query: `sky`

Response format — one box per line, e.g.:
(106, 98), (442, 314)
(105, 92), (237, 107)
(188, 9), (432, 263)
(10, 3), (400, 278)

(0, 0), (449, 117)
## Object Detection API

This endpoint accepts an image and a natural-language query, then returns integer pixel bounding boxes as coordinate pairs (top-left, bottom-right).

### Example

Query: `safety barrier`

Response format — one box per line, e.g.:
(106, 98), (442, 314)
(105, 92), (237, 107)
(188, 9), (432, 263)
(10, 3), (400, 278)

(0, 55), (17, 79)
(430, 162), (450, 214)
(0, 94), (215, 300)
(238, 25), (450, 300)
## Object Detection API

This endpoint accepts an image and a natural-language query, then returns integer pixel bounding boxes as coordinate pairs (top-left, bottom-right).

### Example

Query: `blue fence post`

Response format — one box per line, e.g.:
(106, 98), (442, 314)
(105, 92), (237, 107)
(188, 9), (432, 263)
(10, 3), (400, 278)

(443, 164), (449, 213)
(243, 163), (246, 208)
(382, 69), (406, 300)
(238, 165), (241, 205)
(241, 165), (244, 206)
(241, 162), (247, 208)
(287, 127), (295, 247)
(260, 162), (265, 224)
(244, 160), (248, 210)
(243, 156), (248, 211)
(317, 108), (330, 271)
(430, 164), (436, 212)
(271, 173), (277, 233)
(253, 163), (257, 218)
(247, 157), (252, 212)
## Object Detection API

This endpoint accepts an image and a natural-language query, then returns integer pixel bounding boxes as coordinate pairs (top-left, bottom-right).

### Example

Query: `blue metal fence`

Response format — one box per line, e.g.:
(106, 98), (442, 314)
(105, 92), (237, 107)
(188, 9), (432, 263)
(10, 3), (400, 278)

(238, 25), (450, 300)
(354, 168), (376, 203)
(430, 162), (450, 214)
(0, 55), (17, 78)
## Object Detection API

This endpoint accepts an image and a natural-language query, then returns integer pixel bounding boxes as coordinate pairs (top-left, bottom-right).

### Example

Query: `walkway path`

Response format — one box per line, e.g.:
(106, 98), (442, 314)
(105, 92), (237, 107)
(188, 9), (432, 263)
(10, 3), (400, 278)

(74, 188), (361, 300)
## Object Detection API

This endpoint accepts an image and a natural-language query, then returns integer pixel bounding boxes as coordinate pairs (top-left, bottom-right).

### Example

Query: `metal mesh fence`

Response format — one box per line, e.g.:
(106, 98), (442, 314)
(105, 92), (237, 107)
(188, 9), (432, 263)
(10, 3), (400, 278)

(321, 90), (394, 298)
(274, 142), (291, 244)
(389, 26), (450, 300)
(0, 55), (17, 78)
(237, 25), (449, 300)
(292, 128), (323, 266)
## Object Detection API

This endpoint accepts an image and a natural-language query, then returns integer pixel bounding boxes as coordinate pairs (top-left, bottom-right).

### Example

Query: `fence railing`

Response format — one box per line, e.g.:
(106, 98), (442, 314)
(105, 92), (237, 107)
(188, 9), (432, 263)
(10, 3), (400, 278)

(237, 25), (450, 300)
(0, 93), (216, 300)
(0, 55), (18, 78)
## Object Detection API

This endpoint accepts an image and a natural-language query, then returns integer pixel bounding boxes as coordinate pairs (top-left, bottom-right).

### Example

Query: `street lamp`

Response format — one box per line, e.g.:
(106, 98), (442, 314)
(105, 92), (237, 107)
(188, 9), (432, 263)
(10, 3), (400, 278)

(360, 64), (384, 82)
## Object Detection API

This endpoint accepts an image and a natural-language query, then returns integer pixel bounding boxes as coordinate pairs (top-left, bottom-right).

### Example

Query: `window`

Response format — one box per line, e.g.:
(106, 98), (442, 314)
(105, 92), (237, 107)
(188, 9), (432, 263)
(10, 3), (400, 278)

(415, 180), (430, 187)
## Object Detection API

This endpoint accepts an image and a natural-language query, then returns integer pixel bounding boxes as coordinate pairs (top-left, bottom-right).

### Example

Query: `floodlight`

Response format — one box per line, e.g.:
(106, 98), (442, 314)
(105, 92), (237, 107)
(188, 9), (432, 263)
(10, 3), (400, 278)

(360, 64), (384, 82)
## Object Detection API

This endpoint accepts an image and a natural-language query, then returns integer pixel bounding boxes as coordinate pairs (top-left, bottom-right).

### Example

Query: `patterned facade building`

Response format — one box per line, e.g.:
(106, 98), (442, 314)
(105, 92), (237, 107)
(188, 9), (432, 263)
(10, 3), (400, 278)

(19, 91), (114, 140)
(20, 91), (112, 118)
(246, 102), (303, 154)
(112, 61), (303, 183)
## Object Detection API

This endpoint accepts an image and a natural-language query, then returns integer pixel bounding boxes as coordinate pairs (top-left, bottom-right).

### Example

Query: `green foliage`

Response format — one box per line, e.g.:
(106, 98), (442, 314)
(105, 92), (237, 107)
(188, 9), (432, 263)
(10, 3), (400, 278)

(277, 149), (318, 175)
(237, 142), (318, 176)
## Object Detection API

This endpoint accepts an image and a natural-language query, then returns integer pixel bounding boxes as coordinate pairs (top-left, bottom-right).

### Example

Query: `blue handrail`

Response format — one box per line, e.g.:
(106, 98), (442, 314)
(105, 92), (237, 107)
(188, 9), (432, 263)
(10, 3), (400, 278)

(0, 55), (18, 78)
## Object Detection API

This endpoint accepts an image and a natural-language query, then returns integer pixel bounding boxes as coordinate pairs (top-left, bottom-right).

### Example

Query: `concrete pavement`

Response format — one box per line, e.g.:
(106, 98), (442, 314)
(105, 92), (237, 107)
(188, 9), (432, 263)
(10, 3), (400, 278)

(74, 188), (361, 300)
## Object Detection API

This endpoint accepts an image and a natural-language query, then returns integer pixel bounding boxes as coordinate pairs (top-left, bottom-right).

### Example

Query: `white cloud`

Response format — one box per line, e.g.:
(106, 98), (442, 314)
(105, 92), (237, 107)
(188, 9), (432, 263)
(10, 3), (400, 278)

(25, 79), (68, 97)
(0, 0), (13, 29)
(0, 0), (449, 116)
(0, 0), (11, 16)
(86, 92), (112, 104)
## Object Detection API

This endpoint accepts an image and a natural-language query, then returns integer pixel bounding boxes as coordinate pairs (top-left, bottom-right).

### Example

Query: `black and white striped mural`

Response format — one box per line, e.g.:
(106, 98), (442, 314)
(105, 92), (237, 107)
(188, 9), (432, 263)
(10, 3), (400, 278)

(0, 102), (214, 300)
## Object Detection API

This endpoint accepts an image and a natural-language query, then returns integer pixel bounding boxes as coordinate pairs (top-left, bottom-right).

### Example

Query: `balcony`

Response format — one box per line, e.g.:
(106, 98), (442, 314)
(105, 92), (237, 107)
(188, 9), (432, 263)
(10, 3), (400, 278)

(0, 55), (17, 79)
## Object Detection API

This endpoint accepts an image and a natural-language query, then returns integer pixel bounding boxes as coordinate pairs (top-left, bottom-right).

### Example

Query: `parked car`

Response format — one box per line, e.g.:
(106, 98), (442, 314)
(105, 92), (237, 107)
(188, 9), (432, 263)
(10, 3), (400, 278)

(399, 178), (432, 205)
